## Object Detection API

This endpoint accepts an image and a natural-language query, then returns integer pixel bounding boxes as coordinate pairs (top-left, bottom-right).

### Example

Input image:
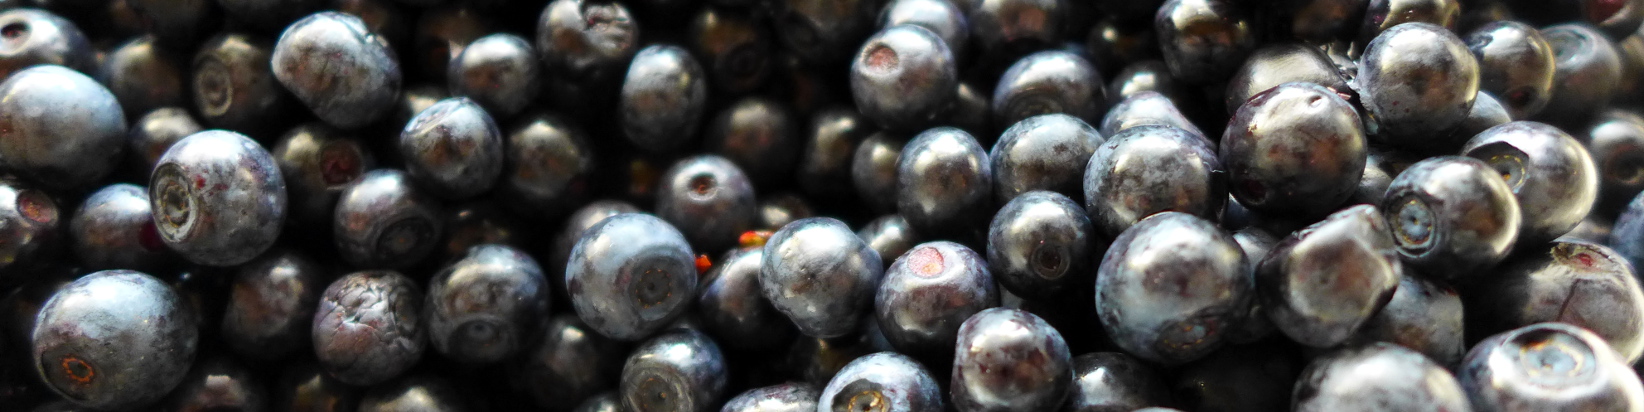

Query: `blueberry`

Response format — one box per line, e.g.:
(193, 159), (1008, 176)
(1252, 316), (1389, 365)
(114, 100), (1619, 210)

(398, 97), (505, 200)
(442, 204), (527, 265)
(272, 123), (373, 228)
(767, 0), (878, 64)
(566, 213), (696, 341)
(1447, 90), (1512, 145)
(698, 247), (795, 352)
(1464, 239), (1644, 364)
(947, 81), (994, 139)
(1274, 0), (1367, 43)
(574, 392), (622, 412)
(721, 382), (818, 412)
(990, 50), (1105, 127)
(1106, 60), (1180, 106)
(761, 217), (883, 338)
(1155, 0), (1255, 85)
(150, 130), (286, 267)
(798, 107), (872, 201)
(425, 244), (548, 364)
(272, 11), (402, 129)
(97, 35), (185, 119)
(548, 200), (641, 301)
(991, 114), (1102, 204)
(1460, 323), (1644, 411)
(1098, 92), (1206, 144)
(879, 0), (971, 60)
(1227, 227), (1278, 344)
(0, 65), (126, 191)
(1222, 82), (1366, 216)
(1356, 0), (1460, 47)
(1539, 24), (1624, 129)
(875, 241), (998, 358)
(31, 270), (198, 410)
(968, 0), (1063, 62)
(312, 270), (426, 386)
(1097, 212), (1249, 364)
(358, 375), (467, 412)
(852, 131), (908, 214)
(1223, 44), (1351, 115)
(272, 361), (362, 412)
(1348, 273), (1465, 367)
(1465, 21), (1557, 119)
(221, 249), (325, 361)
(1589, 110), (1644, 219)
(655, 155), (756, 254)
(782, 319), (897, 386)
(192, 32), (291, 136)
(1292, 343), (1470, 412)
(1462, 121), (1599, 247)
(688, 7), (772, 95)
(1258, 205), (1401, 347)
(986, 191), (1096, 300)
(857, 214), (922, 270)
(514, 314), (628, 411)
(896, 127), (993, 239)
(620, 44), (707, 152)
(160, 355), (269, 411)
(951, 307), (1073, 411)
(333, 169), (446, 270)
(535, 0), (639, 105)
(817, 352), (944, 412)
(127, 0), (219, 47)
(1380, 156), (1521, 281)
(758, 193), (815, 230)
(850, 25), (958, 131)
(705, 97), (800, 188)
(618, 328), (727, 412)
(126, 107), (202, 179)
(1358, 23), (1479, 147)
(447, 33), (540, 118)
(0, 9), (93, 79)
(412, 5), (488, 82)
(70, 184), (163, 272)
(1084, 125), (1225, 238)
(497, 110), (594, 219)
(1085, 18), (1162, 79)
(1063, 352), (1171, 412)
(1502, 0), (1644, 39)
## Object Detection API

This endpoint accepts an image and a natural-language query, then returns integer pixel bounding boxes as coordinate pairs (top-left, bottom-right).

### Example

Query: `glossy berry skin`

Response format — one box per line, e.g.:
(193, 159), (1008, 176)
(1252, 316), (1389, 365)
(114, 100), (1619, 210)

(697, 247), (794, 352)
(1538, 24), (1623, 129)
(31, 270), (198, 411)
(880, 0), (970, 60)
(1502, 0), (1644, 39)
(897, 127), (993, 239)
(852, 131), (907, 214)
(1258, 205), (1401, 348)
(1227, 227), (1279, 344)
(358, 375), (466, 412)
(1155, 0), (1254, 85)
(968, 0), (1063, 61)
(798, 107), (872, 201)
(986, 191), (1096, 301)
(688, 7), (772, 95)
(1588, 110), (1644, 219)
(332, 170), (443, 271)
(1465, 240), (1644, 364)
(619, 328), (727, 412)
(272, 12), (402, 129)
(655, 155), (755, 254)
(1106, 60), (1179, 106)
(951, 307), (1072, 411)
(1084, 125), (1225, 238)
(0, 9), (93, 79)
(1461, 121), (1599, 246)
(1349, 273), (1466, 367)
(271, 123), (372, 226)
(620, 44), (707, 152)
(272, 361), (360, 412)
(549, 200), (641, 298)
(761, 217), (884, 339)
(1465, 21), (1556, 120)
(1358, 23), (1480, 146)
(566, 213), (696, 341)
(991, 50), (1105, 127)
(1380, 156), (1521, 281)
(1293, 343), (1471, 412)
(312, 270), (426, 386)
(767, 0), (878, 64)
(191, 33), (290, 135)
(1064, 352), (1170, 412)
(398, 97), (505, 200)
(758, 193), (814, 229)
(1096, 212), (1249, 364)
(70, 183), (165, 272)
(0, 65), (126, 191)
(425, 244), (549, 364)
(850, 25), (958, 131)
(536, 0), (639, 83)
(818, 352), (944, 412)
(1099, 91), (1205, 141)
(1460, 323), (1644, 412)
(162, 356), (268, 412)
(722, 382), (818, 412)
(858, 214), (920, 269)
(98, 35), (186, 119)
(1221, 82), (1366, 217)
(221, 250), (325, 362)
(1356, 0), (1460, 46)
(875, 241), (998, 356)
(1222, 44), (1351, 115)
(991, 114), (1102, 203)
(705, 97), (799, 188)
(449, 33), (540, 118)
(514, 314), (628, 411)
(499, 111), (594, 219)
(150, 130), (286, 267)
(127, 107), (202, 178)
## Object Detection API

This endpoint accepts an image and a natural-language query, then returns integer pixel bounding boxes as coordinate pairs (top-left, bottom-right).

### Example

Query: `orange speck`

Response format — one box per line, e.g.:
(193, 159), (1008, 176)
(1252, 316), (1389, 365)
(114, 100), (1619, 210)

(695, 254), (712, 274)
(739, 230), (773, 248)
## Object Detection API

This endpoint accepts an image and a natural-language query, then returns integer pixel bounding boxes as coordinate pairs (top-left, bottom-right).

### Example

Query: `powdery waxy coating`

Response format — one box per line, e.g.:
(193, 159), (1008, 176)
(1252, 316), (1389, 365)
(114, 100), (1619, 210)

(425, 244), (549, 364)
(150, 130), (287, 267)
(0, 65), (126, 191)
(990, 114), (1104, 204)
(655, 155), (757, 253)
(991, 50), (1106, 127)
(71, 183), (166, 272)
(398, 97), (506, 200)
(1465, 21), (1557, 119)
(1357, 22), (1481, 145)
(514, 315), (628, 411)
(272, 123), (373, 225)
(192, 33), (290, 134)
(1460, 323), (1644, 411)
(221, 250), (325, 361)
(565, 213), (696, 341)
(1083, 125), (1226, 239)
(31, 270), (198, 411)
(311, 270), (426, 386)
(620, 44), (707, 151)
(1258, 205), (1402, 348)
(1380, 156), (1522, 281)
(896, 127), (994, 239)
(1099, 91), (1207, 143)
(1348, 273), (1466, 367)
(448, 33), (540, 118)
(1465, 240), (1644, 364)
(880, 0), (971, 59)
(986, 191), (1097, 301)
(760, 217), (884, 339)
(271, 12), (402, 129)
(875, 241), (1000, 355)
(1154, 0), (1256, 85)
(721, 382), (819, 412)
(698, 247), (795, 351)
(1461, 121), (1599, 246)
(951, 307), (1073, 411)
(332, 169), (445, 270)
(1064, 352), (1171, 412)
(818, 352), (944, 412)
(1095, 212), (1250, 364)
(850, 25), (958, 131)
(1293, 343), (1472, 412)
(618, 329), (727, 412)
(1221, 82), (1367, 217)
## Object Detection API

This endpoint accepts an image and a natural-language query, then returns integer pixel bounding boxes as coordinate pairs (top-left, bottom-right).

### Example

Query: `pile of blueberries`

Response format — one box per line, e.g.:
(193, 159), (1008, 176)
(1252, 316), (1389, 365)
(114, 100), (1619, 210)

(11, 0), (1644, 410)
